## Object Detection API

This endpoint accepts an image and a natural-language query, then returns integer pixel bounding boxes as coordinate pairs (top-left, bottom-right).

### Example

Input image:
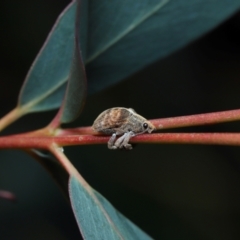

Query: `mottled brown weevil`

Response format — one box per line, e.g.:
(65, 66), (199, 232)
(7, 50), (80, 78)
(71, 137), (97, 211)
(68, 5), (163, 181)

(92, 107), (155, 150)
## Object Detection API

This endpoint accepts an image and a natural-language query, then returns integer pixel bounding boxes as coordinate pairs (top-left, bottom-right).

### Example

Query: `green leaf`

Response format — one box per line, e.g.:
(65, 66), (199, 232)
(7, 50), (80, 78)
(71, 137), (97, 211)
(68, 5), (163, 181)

(18, 0), (240, 114)
(60, 0), (87, 124)
(18, 1), (87, 113)
(86, 0), (240, 93)
(69, 176), (152, 240)
(18, 2), (75, 112)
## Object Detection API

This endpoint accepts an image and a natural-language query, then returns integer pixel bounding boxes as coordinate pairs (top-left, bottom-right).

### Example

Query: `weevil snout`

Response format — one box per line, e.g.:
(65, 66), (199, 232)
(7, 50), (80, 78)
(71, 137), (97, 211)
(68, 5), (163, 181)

(147, 122), (155, 133)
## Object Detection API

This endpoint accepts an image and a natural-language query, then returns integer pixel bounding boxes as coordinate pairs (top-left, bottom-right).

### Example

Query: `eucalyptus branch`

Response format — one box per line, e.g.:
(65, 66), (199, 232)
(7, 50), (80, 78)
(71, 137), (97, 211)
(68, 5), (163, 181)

(1, 132), (240, 149)
(0, 107), (24, 132)
(151, 108), (240, 130)
(1, 108), (240, 149)
(50, 144), (85, 182)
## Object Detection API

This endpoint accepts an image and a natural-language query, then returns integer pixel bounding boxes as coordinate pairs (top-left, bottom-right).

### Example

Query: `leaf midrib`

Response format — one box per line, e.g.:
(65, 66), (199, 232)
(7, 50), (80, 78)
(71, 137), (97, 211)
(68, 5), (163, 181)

(86, 0), (169, 64)
(20, 78), (67, 112)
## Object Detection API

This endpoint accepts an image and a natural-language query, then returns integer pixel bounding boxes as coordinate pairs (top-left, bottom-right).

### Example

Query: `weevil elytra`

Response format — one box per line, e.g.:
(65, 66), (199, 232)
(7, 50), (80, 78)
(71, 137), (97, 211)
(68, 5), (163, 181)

(92, 107), (155, 150)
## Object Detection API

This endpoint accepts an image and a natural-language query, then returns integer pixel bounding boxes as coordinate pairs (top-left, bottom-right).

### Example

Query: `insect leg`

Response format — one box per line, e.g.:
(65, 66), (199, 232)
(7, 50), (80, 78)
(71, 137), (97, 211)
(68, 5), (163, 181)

(115, 131), (135, 150)
(114, 133), (127, 149)
(108, 133), (117, 149)
(121, 131), (135, 150)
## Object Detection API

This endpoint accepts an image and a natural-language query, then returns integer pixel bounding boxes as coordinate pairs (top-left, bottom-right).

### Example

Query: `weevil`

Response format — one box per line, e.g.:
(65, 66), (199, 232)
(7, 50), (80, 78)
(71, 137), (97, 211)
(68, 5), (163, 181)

(92, 107), (155, 150)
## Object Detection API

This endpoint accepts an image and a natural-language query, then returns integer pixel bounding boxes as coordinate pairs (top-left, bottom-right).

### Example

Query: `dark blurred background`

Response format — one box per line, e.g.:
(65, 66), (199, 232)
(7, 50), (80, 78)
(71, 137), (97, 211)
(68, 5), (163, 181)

(1, 1), (240, 239)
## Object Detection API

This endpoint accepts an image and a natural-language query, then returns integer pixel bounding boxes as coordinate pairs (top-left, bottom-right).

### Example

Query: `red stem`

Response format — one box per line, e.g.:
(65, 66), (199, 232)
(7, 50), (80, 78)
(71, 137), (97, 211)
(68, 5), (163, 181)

(1, 133), (240, 149)
(0, 107), (24, 132)
(48, 107), (63, 129)
(151, 108), (240, 129)
(1, 108), (240, 149)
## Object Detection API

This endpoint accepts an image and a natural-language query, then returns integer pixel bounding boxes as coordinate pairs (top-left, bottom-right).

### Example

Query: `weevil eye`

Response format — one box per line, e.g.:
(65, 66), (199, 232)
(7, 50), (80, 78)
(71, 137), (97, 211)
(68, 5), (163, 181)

(143, 123), (148, 129)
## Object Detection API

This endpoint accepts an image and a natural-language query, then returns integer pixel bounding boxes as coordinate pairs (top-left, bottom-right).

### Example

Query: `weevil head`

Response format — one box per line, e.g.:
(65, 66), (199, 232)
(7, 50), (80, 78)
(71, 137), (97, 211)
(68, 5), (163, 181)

(142, 121), (155, 133)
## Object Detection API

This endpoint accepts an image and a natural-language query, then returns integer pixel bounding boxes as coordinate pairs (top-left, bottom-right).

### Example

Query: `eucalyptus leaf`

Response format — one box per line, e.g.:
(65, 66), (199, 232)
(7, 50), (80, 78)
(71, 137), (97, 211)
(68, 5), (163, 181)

(60, 0), (87, 124)
(18, 1), (80, 113)
(86, 0), (240, 93)
(69, 176), (152, 240)
(18, 0), (240, 114)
